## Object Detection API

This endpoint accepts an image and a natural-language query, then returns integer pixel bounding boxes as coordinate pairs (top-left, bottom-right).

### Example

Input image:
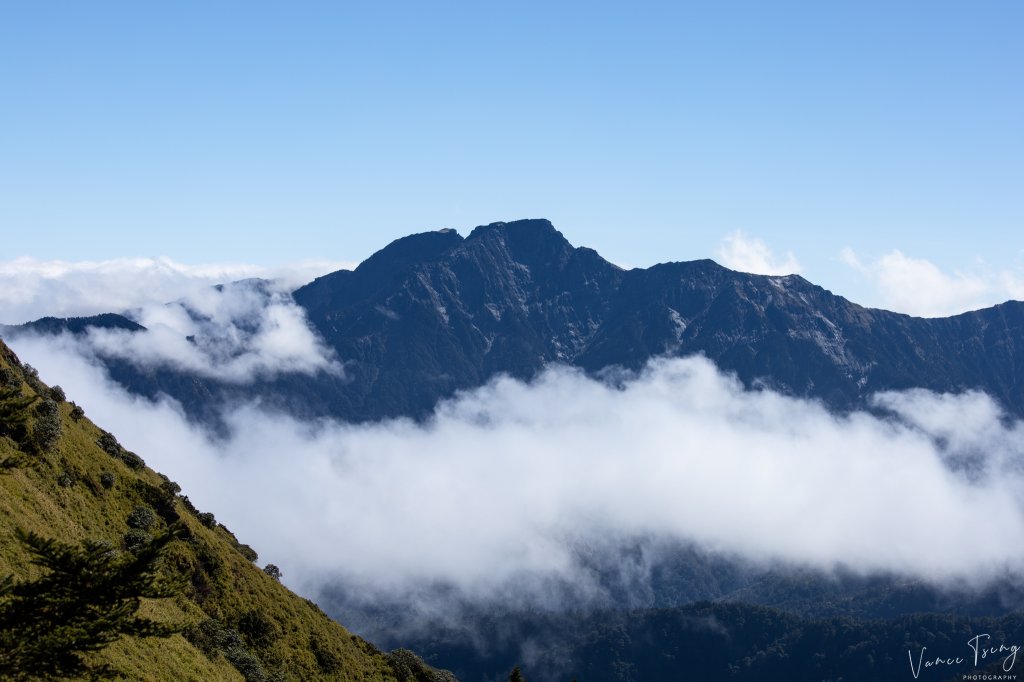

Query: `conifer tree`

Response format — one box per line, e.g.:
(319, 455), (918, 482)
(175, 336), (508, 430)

(0, 383), (37, 439)
(0, 381), (38, 469)
(0, 524), (185, 680)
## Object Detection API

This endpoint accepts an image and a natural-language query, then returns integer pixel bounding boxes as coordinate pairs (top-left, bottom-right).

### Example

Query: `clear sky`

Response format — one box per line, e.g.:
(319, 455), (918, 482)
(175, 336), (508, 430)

(1, 1), (1021, 312)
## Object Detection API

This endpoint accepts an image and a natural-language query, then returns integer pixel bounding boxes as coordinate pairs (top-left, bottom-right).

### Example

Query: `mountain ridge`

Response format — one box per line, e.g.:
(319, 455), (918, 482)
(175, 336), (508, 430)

(8, 219), (1024, 425)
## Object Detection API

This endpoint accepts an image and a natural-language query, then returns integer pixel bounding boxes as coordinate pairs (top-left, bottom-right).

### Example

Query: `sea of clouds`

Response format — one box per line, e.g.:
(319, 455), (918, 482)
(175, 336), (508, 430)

(3, 254), (1024, 619)
(9, 334), (1024, 599)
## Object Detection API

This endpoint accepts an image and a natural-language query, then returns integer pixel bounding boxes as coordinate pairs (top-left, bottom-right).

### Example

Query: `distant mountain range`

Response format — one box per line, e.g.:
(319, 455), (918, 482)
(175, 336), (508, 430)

(9, 218), (1024, 423)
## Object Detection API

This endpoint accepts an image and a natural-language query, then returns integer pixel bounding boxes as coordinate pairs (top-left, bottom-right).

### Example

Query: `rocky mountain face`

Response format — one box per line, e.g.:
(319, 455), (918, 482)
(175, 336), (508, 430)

(10, 219), (1024, 423)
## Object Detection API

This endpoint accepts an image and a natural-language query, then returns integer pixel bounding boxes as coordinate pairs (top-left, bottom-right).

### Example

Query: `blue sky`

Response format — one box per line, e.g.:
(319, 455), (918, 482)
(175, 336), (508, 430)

(1, 1), (1021, 313)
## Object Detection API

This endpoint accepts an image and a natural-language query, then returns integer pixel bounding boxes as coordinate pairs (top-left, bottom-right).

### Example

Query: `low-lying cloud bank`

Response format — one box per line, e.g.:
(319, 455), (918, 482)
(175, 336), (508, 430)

(8, 334), (1024, 608)
(0, 256), (352, 324)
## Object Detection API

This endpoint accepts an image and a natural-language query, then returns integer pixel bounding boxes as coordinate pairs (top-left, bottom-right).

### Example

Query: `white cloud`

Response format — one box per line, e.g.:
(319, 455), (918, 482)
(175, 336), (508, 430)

(10, 335), (1024, 610)
(0, 257), (349, 382)
(715, 231), (801, 276)
(12, 279), (341, 382)
(840, 248), (1023, 317)
(0, 256), (354, 324)
(1000, 269), (1024, 301)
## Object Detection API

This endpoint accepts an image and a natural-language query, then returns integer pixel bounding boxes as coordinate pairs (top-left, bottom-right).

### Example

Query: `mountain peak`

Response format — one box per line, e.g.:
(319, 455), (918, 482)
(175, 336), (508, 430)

(356, 229), (464, 277)
(467, 218), (559, 241)
(293, 228), (464, 312)
(465, 218), (576, 270)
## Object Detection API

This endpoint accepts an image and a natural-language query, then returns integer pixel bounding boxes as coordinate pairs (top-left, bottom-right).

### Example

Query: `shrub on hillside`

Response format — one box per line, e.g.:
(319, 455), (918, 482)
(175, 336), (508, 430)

(236, 544), (258, 563)
(135, 480), (181, 526)
(224, 645), (268, 682)
(120, 450), (145, 470)
(97, 432), (121, 457)
(31, 399), (61, 452)
(0, 368), (20, 390)
(179, 495), (199, 515)
(127, 506), (156, 530)
(20, 364), (45, 395)
(184, 619), (269, 682)
(123, 528), (151, 552)
(238, 609), (279, 648)
(311, 637), (342, 674)
(159, 475), (182, 497)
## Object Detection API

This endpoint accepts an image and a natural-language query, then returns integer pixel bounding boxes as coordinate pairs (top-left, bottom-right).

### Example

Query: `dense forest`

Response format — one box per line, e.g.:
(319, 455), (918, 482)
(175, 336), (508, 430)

(396, 602), (1024, 681)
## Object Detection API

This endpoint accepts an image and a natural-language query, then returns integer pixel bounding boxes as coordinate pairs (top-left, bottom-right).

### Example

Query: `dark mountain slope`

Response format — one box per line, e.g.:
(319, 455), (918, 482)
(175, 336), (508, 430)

(289, 219), (624, 422)
(577, 259), (1024, 410)
(9, 219), (1024, 424)
(10, 313), (145, 336)
(292, 218), (1024, 420)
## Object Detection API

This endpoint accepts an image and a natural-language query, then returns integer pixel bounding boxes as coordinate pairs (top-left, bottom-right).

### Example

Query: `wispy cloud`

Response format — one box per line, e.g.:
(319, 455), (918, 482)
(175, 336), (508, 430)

(715, 231), (801, 276)
(15, 279), (341, 383)
(840, 248), (1024, 317)
(0, 256), (353, 324)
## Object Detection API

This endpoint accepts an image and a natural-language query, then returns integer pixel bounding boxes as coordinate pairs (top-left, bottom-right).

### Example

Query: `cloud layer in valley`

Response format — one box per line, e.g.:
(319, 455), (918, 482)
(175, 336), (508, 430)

(9, 333), (1024, 610)
(4, 250), (1024, 623)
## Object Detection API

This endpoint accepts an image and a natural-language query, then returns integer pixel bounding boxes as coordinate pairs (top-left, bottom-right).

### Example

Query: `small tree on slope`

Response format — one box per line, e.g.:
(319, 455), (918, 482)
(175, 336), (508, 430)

(0, 524), (185, 680)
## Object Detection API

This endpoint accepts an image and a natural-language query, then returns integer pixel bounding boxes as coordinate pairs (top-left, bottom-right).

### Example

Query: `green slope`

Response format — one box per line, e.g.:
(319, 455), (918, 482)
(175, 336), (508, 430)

(0, 339), (453, 682)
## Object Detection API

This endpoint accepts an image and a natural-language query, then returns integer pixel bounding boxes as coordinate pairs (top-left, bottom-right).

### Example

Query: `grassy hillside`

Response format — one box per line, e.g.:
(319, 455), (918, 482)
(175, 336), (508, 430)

(0, 339), (453, 682)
